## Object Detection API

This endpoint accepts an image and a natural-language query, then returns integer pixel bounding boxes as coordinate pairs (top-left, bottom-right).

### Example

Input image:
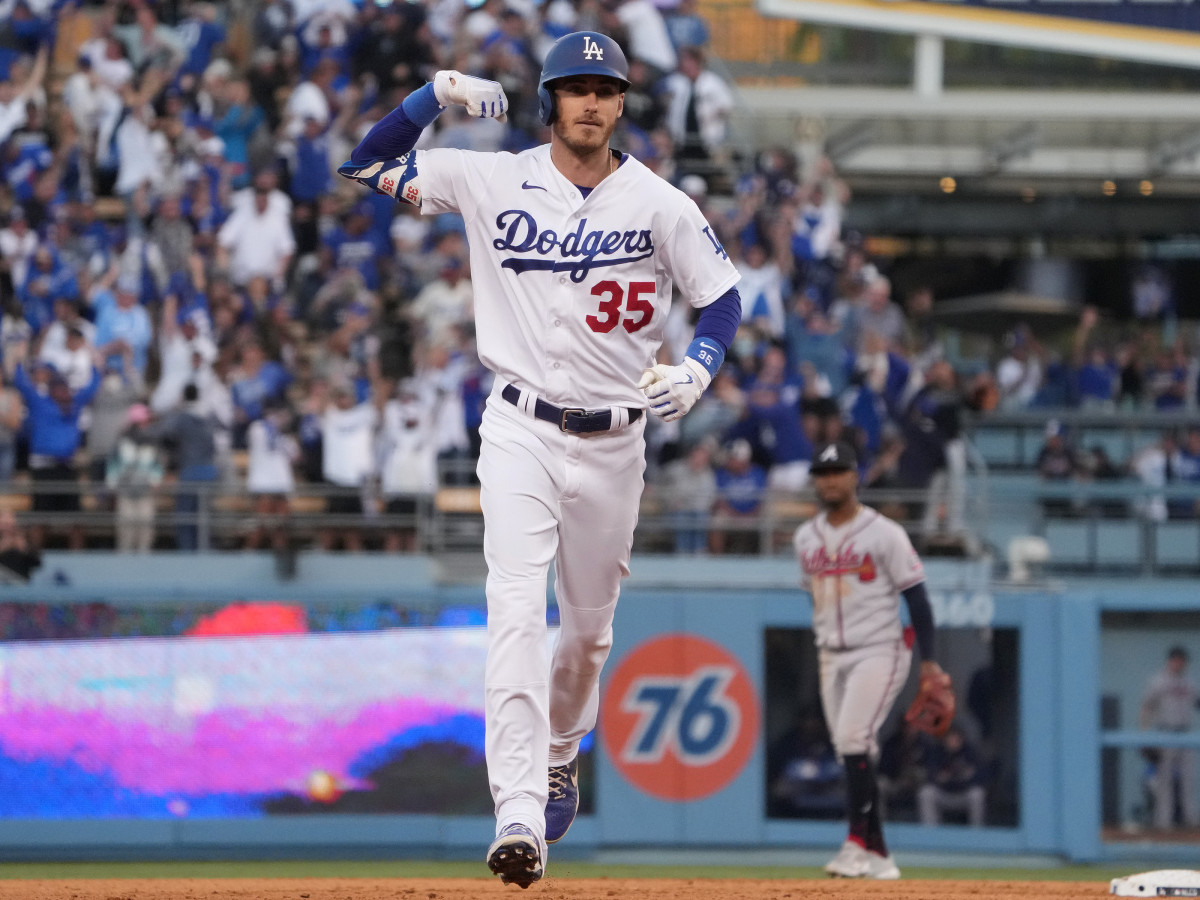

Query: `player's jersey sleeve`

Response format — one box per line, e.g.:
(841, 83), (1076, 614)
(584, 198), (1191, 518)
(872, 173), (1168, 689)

(658, 198), (740, 308)
(880, 519), (925, 591)
(414, 148), (505, 224)
(793, 524), (813, 592)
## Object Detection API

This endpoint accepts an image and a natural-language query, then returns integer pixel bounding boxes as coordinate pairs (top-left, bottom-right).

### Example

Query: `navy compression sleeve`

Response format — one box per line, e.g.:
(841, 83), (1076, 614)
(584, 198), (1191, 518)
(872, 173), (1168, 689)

(350, 83), (444, 164)
(686, 286), (741, 379)
(901, 581), (936, 662)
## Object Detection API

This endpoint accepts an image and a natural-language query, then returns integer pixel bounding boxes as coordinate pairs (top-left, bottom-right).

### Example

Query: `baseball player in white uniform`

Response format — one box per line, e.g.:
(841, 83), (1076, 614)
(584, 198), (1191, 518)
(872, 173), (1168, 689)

(793, 440), (947, 880)
(339, 31), (742, 888)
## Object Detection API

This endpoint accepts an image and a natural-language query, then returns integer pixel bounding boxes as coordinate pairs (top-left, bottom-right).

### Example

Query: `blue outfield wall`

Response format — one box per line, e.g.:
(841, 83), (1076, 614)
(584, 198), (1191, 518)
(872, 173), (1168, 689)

(0, 552), (1197, 865)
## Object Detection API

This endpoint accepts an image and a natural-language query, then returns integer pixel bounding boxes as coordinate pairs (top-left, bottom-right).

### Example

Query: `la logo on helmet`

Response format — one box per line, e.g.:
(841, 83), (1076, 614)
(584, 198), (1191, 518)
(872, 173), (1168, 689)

(583, 36), (604, 59)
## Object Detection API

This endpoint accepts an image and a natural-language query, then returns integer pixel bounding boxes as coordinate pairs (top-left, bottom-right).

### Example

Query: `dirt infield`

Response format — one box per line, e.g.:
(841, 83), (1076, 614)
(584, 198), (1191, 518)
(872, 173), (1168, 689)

(0, 879), (1112, 899)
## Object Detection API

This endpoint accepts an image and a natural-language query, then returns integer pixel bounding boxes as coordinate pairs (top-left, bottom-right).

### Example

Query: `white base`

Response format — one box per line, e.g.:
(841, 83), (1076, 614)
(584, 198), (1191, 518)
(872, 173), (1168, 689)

(1111, 870), (1200, 897)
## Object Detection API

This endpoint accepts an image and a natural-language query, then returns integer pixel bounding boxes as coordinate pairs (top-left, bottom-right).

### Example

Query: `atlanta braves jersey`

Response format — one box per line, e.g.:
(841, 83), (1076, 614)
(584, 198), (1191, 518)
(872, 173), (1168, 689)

(794, 506), (926, 651)
(411, 144), (740, 407)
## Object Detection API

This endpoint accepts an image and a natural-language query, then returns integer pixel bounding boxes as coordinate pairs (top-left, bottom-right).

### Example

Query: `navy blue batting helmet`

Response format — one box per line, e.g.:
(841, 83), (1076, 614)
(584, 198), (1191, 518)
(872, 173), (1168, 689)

(537, 31), (630, 126)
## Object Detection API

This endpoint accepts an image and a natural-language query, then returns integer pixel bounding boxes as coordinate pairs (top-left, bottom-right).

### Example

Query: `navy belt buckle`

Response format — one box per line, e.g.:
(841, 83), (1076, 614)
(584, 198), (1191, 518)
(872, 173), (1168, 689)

(559, 408), (586, 433)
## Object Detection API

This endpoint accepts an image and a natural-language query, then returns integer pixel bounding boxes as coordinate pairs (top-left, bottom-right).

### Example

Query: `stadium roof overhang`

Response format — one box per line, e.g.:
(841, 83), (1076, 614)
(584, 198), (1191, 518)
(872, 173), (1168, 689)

(732, 0), (1200, 240)
(735, 86), (1200, 193)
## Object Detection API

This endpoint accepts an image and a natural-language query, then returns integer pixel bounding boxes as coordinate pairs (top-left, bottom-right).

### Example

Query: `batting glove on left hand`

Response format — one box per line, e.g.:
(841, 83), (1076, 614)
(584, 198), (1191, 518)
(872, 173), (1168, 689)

(433, 70), (508, 119)
(637, 357), (711, 422)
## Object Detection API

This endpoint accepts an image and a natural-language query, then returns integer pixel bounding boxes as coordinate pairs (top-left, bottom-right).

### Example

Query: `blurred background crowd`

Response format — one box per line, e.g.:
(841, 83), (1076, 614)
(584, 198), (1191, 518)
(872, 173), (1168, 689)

(0, 0), (1197, 555)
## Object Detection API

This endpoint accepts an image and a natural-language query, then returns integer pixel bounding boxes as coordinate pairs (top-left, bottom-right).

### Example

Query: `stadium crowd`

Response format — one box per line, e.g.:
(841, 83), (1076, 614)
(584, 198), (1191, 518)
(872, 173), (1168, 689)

(0, 0), (1197, 554)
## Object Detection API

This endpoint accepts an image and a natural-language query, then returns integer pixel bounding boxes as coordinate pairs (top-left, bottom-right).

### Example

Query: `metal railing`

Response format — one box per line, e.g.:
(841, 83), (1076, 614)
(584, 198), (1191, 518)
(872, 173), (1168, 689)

(963, 408), (1199, 470)
(5, 461), (1200, 573)
(1, 479), (431, 552)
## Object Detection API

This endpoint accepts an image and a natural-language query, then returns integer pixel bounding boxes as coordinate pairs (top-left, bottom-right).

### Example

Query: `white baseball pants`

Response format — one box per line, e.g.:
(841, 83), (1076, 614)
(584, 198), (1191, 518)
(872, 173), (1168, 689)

(818, 639), (912, 759)
(477, 394), (645, 841)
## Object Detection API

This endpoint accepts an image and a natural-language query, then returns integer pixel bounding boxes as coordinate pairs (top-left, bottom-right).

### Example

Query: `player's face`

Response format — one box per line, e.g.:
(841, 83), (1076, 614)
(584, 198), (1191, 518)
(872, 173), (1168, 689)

(812, 468), (857, 508)
(551, 75), (624, 155)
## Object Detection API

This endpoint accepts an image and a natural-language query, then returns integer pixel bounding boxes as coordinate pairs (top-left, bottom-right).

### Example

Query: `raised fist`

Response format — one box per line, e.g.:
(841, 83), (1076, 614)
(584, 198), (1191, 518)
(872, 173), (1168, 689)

(433, 70), (508, 119)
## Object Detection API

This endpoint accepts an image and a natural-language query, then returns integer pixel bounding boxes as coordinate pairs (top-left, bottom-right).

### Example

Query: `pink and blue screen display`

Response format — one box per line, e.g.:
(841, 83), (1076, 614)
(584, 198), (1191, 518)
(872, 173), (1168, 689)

(0, 628), (495, 818)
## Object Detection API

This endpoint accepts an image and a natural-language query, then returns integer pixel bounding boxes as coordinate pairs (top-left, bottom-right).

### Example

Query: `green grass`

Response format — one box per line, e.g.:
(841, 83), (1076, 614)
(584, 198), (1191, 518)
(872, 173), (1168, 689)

(0, 860), (1137, 881)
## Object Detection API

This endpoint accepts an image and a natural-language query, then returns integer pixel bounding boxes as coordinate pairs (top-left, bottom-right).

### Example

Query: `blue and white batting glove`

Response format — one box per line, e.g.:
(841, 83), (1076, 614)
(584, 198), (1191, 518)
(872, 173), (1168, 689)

(337, 153), (420, 203)
(637, 357), (711, 422)
(433, 70), (508, 119)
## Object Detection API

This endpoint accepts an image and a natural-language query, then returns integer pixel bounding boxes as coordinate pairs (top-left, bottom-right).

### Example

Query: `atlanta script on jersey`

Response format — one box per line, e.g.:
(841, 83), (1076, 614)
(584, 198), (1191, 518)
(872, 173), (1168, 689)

(794, 506), (925, 650)
(403, 144), (740, 409)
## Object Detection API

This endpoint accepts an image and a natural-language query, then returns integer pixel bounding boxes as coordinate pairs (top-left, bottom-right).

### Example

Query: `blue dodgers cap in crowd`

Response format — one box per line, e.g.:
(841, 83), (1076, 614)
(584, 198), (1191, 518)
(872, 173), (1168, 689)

(810, 440), (858, 474)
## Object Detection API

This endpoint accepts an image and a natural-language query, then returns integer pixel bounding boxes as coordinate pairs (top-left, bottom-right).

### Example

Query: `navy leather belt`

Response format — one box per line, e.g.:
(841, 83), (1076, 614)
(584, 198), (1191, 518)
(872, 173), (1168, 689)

(501, 384), (643, 434)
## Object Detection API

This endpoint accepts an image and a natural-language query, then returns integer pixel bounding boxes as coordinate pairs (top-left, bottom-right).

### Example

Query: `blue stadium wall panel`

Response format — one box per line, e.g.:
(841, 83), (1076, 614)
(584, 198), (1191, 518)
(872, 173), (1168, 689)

(0, 552), (1195, 865)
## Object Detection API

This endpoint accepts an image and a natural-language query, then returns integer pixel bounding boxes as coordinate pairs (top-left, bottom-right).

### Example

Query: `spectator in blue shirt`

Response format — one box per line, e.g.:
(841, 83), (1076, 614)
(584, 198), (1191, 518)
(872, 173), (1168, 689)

(14, 360), (100, 551)
(230, 340), (292, 448)
(665, 0), (711, 50)
(1170, 427), (1200, 518)
(18, 245), (78, 335)
(711, 438), (768, 555)
(1074, 346), (1118, 410)
(1146, 348), (1188, 411)
(321, 202), (387, 291)
(290, 115), (333, 205)
(3, 134), (54, 203)
(174, 5), (227, 93)
(852, 330), (911, 419)
(289, 115), (333, 255)
(93, 276), (153, 377)
(213, 79), (265, 190)
(740, 343), (812, 492)
(785, 296), (851, 398)
(1068, 306), (1116, 410)
(57, 200), (114, 277)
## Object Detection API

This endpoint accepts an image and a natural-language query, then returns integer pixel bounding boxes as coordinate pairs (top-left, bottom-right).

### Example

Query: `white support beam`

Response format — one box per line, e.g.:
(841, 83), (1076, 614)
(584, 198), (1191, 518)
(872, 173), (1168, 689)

(756, 0), (1200, 69)
(736, 87), (1200, 122)
(913, 33), (944, 98)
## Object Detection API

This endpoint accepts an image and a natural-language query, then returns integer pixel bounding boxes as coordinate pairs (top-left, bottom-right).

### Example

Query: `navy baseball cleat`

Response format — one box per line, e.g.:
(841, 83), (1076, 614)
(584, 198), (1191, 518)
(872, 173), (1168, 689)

(487, 823), (543, 888)
(545, 758), (579, 843)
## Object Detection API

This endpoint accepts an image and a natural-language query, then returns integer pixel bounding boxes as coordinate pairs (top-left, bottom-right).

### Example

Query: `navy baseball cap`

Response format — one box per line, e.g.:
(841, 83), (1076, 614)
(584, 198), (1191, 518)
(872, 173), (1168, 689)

(810, 441), (858, 474)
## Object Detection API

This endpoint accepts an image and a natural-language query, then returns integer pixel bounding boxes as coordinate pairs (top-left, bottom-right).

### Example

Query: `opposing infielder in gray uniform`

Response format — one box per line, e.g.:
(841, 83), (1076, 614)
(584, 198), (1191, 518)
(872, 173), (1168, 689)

(793, 440), (950, 880)
(1139, 645), (1199, 829)
(339, 31), (742, 888)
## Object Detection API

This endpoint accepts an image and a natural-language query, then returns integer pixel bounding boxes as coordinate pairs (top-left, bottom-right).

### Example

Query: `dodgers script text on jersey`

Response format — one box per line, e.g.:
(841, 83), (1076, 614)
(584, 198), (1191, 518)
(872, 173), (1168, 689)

(492, 212), (654, 280)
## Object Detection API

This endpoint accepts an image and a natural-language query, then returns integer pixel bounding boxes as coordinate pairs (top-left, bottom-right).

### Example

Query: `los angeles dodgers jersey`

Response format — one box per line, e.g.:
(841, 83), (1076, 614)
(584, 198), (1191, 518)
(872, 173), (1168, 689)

(793, 506), (926, 651)
(415, 144), (741, 408)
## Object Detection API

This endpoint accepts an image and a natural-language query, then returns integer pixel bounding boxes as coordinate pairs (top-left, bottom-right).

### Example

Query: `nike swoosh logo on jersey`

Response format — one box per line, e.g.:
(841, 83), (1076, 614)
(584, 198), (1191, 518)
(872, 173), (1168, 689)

(521, 181), (547, 191)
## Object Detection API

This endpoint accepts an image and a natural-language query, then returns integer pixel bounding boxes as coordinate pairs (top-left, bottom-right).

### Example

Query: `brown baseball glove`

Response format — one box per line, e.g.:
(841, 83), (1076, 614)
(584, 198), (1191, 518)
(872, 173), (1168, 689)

(905, 667), (955, 737)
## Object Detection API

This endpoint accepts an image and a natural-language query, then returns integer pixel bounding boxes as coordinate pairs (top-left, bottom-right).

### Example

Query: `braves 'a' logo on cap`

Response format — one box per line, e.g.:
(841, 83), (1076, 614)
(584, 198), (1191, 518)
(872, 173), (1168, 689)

(819, 444), (839, 463)
(582, 35), (604, 59)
